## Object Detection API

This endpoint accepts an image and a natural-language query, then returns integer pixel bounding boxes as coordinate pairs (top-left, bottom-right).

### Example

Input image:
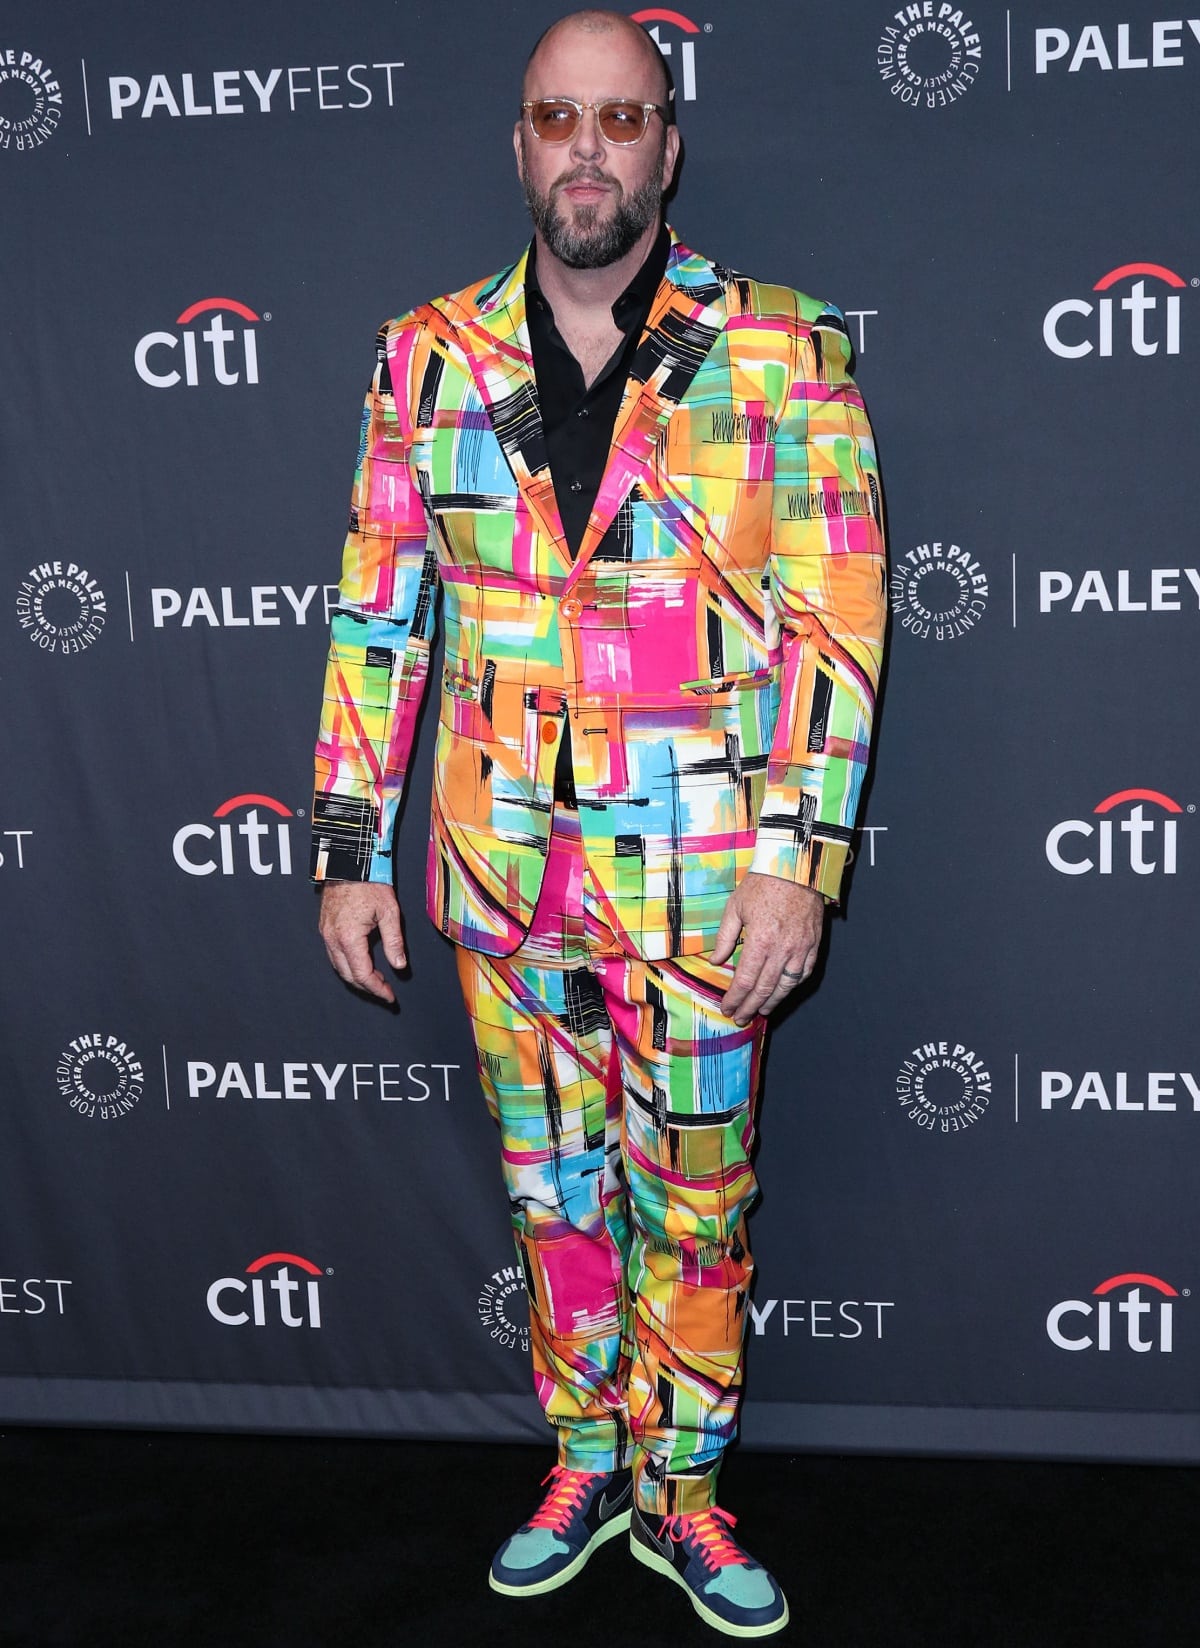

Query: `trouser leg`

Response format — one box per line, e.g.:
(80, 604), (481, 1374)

(455, 821), (632, 1474)
(589, 944), (767, 1516)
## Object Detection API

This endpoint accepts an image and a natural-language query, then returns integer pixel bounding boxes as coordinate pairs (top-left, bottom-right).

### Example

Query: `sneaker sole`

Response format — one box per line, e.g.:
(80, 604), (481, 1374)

(630, 1535), (790, 1638)
(489, 1506), (632, 1598)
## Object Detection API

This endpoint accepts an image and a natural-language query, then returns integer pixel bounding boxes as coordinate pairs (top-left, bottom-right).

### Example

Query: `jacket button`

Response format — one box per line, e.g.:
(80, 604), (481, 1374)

(560, 597), (583, 618)
(541, 721), (559, 743)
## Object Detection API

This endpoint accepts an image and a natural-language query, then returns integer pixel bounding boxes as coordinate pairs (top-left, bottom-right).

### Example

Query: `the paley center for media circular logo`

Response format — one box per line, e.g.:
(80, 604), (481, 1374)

(477, 1263), (530, 1353)
(56, 1033), (144, 1121)
(877, 5), (983, 109)
(895, 1039), (993, 1134)
(890, 540), (988, 641)
(0, 48), (63, 152)
(16, 562), (107, 655)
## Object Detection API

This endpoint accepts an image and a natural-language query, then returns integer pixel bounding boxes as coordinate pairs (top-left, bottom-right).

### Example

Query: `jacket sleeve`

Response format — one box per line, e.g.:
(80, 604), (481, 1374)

(748, 303), (887, 901)
(310, 318), (440, 884)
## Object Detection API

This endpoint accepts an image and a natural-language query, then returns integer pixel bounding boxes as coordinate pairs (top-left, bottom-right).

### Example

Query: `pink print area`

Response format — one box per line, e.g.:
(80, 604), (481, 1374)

(366, 457), (427, 529)
(538, 1231), (624, 1339)
(577, 582), (701, 703)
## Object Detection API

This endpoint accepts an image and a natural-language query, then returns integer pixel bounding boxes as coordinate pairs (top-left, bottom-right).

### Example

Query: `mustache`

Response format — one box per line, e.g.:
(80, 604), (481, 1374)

(553, 166), (618, 192)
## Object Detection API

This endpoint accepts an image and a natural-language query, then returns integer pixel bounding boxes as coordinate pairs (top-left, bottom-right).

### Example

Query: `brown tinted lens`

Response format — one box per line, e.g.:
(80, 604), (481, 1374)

(597, 101), (649, 142)
(529, 100), (580, 141)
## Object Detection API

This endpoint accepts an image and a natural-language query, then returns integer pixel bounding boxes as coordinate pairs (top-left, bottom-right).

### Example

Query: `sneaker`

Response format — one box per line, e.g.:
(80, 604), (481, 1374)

(630, 1504), (789, 1637)
(489, 1465), (633, 1597)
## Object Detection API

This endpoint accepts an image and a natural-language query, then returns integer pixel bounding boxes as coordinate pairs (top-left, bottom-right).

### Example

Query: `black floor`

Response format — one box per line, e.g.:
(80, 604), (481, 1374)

(1, 1429), (1196, 1647)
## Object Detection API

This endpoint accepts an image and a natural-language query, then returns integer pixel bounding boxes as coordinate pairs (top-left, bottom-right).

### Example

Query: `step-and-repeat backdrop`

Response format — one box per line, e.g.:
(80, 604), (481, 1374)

(4, 1), (1198, 1460)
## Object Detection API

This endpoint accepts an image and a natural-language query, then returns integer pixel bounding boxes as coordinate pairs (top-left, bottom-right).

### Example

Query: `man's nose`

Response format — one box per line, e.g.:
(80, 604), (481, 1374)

(569, 105), (605, 162)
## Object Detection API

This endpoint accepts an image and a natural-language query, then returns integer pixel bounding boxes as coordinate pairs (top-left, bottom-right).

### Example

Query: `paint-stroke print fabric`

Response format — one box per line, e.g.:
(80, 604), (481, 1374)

(312, 230), (887, 960)
(456, 809), (766, 1515)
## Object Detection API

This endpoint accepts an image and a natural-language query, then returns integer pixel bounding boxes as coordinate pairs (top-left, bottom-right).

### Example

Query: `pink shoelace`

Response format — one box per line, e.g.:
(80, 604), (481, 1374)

(662, 1506), (750, 1573)
(527, 1465), (604, 1533)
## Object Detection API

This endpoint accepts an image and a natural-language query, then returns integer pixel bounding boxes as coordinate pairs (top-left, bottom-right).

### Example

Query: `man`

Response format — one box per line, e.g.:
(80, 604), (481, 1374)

(313, 10), (886, 1638)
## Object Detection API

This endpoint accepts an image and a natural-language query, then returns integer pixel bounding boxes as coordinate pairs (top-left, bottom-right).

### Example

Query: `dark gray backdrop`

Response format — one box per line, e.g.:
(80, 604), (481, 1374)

(4, 0), (1199, 1460)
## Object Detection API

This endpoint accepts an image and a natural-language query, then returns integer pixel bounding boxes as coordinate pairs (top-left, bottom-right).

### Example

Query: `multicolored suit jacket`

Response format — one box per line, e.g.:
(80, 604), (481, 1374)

(312, 229), (887, 961)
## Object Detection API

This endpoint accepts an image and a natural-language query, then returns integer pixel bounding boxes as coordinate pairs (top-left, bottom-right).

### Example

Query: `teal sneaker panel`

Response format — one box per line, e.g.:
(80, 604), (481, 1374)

(501, 1528), (570, 1570)
(705, 1565), (777, 1608)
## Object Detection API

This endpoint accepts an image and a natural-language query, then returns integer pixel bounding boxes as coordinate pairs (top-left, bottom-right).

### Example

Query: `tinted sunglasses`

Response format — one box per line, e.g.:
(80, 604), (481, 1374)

(522, 97), (669, 145)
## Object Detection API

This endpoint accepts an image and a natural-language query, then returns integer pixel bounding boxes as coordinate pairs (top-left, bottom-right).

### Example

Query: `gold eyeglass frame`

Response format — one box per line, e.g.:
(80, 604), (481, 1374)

(521, 97), (671, 145)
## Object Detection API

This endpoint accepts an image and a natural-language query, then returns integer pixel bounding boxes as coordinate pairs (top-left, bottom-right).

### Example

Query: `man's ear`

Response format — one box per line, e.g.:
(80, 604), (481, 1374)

(661, 125), (681, 192)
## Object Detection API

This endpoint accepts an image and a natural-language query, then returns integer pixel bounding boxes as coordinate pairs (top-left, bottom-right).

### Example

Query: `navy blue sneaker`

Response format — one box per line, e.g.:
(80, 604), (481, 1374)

(489, 1465), (633, 1596)
(630, 1504), (789, 1637)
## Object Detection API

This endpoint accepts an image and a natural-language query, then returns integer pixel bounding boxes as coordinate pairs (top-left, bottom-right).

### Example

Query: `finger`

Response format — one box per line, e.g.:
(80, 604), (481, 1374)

(758, 955), (815, 1016)
(331, 931), (395, 1004)
(720, 948), (769, 1024)
(351, 962), (396, 1004)
(376, 900), (407, 971)
(346, 943), (394, 1002)
(710, 898), (745, 968)
(363, 970), (397, 1004)
(732, 975), (781, 1022)
(759, 972), (805, 1016)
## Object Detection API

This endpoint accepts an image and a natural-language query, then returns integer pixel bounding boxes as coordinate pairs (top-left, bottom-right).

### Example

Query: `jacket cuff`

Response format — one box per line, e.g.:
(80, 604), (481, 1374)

(310, 793), (393, 884)
(748, 831), (848, 904)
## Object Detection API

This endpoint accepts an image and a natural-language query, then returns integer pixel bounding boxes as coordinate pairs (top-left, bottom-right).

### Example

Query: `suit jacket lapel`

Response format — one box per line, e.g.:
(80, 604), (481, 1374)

(569, 236), (729, 581)
(428, 234), (729, 583)
(430, 252), (571, 570)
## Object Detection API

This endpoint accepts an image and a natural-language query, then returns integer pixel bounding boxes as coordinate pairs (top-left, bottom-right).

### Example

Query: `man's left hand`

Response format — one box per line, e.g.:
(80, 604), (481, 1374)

(712, 874), (826, 1025)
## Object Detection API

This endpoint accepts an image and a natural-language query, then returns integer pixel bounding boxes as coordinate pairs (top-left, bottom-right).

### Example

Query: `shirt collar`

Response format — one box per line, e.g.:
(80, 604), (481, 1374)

(526, 222), (671, 331)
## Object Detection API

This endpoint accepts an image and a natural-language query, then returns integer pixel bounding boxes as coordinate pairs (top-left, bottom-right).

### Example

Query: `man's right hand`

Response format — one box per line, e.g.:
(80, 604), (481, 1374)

(318, 881), (407, 1004)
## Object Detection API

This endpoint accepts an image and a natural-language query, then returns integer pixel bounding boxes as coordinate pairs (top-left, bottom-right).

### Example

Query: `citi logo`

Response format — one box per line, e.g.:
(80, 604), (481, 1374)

(135, 298), (264, 388)
(631, 9), (704, 101)
(207, 1252), (325, 1328)
(1047, 1273), (1182, 1353)
(1043, 263), (1188, 359)
(1045, 788), (1186, 877)
(173, 793), (295, 877)
(1035, 21), (1200, 75)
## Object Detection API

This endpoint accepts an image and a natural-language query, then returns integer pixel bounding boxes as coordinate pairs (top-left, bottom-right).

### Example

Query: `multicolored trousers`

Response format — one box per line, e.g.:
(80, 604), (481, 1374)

(456, 808), (767, 1515)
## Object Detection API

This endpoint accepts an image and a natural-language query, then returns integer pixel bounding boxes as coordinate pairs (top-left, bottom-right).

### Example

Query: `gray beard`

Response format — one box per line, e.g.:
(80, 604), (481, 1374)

(522, 148), (665, 270)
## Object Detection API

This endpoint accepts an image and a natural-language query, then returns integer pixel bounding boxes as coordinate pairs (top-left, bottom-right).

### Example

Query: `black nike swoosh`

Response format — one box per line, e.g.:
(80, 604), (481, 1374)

(636, 1512), (675, 1561)
(599, 1478), (633, 1520)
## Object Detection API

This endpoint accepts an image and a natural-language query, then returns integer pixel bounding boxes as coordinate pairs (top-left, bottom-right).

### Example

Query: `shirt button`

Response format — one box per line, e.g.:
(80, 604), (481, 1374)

(541, 721), (559, 744)
(560, 597), (583, 619)
(569, 480), (583, 493)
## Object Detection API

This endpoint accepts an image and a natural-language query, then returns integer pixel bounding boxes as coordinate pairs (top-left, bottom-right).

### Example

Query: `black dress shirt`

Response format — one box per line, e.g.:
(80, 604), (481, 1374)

(525, 224), (671, 558)
(525, 225), (671, 805)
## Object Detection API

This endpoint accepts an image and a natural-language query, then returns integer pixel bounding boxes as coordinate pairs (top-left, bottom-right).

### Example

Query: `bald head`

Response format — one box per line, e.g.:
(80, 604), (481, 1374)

(523, 10), (671, 108)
